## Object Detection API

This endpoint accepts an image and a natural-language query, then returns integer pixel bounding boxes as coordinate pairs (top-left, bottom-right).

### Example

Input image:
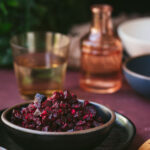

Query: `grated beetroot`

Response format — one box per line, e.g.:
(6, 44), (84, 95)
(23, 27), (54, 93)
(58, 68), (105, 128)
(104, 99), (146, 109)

(11, 91), (104, 132)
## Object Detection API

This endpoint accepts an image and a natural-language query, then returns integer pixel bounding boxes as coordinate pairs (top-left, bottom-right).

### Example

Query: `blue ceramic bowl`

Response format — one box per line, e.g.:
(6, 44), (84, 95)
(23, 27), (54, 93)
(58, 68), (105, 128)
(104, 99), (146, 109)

(123, 55), (150, 97)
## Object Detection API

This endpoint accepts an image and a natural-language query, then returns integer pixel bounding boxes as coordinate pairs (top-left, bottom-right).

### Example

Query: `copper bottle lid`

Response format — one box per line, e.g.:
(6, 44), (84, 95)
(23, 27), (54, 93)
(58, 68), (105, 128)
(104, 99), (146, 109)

(91, 4), (113, 14)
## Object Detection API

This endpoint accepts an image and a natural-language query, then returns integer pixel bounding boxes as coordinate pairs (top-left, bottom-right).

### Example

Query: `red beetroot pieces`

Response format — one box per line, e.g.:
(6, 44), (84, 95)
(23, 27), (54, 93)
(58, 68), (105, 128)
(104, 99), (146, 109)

(11, 91), (104, 132)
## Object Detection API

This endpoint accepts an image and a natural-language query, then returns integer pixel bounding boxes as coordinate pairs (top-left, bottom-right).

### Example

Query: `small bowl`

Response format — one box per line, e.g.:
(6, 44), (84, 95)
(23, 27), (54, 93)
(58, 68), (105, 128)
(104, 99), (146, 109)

(1, 100), (115, 150)
(123, 55), (150, 97)
(118, 17), (150, 57)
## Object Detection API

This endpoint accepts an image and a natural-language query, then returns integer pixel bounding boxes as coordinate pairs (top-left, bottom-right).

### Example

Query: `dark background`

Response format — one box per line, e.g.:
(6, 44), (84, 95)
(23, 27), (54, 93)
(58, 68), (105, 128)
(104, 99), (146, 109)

(95, 0), (149, 15)
(0, 0), (149, 67)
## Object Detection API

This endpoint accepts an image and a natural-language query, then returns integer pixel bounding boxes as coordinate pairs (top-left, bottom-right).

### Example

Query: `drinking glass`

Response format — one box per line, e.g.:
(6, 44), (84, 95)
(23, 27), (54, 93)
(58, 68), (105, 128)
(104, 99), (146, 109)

(11, 32), (70, 100)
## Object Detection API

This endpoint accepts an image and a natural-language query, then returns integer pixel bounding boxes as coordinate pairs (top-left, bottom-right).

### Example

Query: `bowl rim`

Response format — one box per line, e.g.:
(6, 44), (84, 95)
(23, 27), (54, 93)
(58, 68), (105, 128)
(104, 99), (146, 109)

(123, 54), (150, 80)
(1, 99), (115, 135)
(118, 17), (150, 45)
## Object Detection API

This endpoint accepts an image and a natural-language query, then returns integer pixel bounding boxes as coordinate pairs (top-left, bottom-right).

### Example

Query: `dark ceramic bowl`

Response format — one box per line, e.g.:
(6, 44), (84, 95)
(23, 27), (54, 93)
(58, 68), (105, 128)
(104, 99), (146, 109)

(1, 100), (115, 150)
(123, 55), (150, 97)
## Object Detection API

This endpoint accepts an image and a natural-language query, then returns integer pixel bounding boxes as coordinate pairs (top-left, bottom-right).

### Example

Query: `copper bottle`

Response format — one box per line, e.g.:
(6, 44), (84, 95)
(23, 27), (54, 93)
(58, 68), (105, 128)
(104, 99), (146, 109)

(80, 4), (123, 94)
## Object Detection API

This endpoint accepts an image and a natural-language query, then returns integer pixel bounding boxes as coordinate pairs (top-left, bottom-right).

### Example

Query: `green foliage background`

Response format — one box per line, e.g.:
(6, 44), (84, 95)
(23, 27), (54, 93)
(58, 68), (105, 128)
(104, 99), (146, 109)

(0, 0), (90, 67)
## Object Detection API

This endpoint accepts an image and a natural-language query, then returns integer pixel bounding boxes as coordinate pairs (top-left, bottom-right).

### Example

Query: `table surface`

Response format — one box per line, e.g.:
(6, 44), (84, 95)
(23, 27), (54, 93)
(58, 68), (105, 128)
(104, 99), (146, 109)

(0, 69), (150, 150)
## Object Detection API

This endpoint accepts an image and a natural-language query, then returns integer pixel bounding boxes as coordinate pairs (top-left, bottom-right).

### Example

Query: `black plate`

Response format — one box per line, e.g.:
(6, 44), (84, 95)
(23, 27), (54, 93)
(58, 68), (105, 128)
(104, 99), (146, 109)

(0, 110), (136, 150)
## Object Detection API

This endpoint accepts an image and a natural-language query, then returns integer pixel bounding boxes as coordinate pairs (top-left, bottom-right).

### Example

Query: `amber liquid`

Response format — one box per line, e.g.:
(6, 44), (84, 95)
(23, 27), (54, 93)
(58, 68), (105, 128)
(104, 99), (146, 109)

(14, 53), (67, 100)
(80, 46), (122, 93)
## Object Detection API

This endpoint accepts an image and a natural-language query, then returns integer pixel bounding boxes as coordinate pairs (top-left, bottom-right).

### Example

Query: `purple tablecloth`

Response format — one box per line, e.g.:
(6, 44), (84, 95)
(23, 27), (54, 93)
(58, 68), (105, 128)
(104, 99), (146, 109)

(0, 69), (150, 150)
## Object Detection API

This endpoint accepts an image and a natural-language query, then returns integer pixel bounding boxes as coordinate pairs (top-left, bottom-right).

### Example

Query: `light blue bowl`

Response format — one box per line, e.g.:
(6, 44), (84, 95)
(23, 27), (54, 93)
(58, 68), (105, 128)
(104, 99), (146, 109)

(123, 55), (150, 97)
